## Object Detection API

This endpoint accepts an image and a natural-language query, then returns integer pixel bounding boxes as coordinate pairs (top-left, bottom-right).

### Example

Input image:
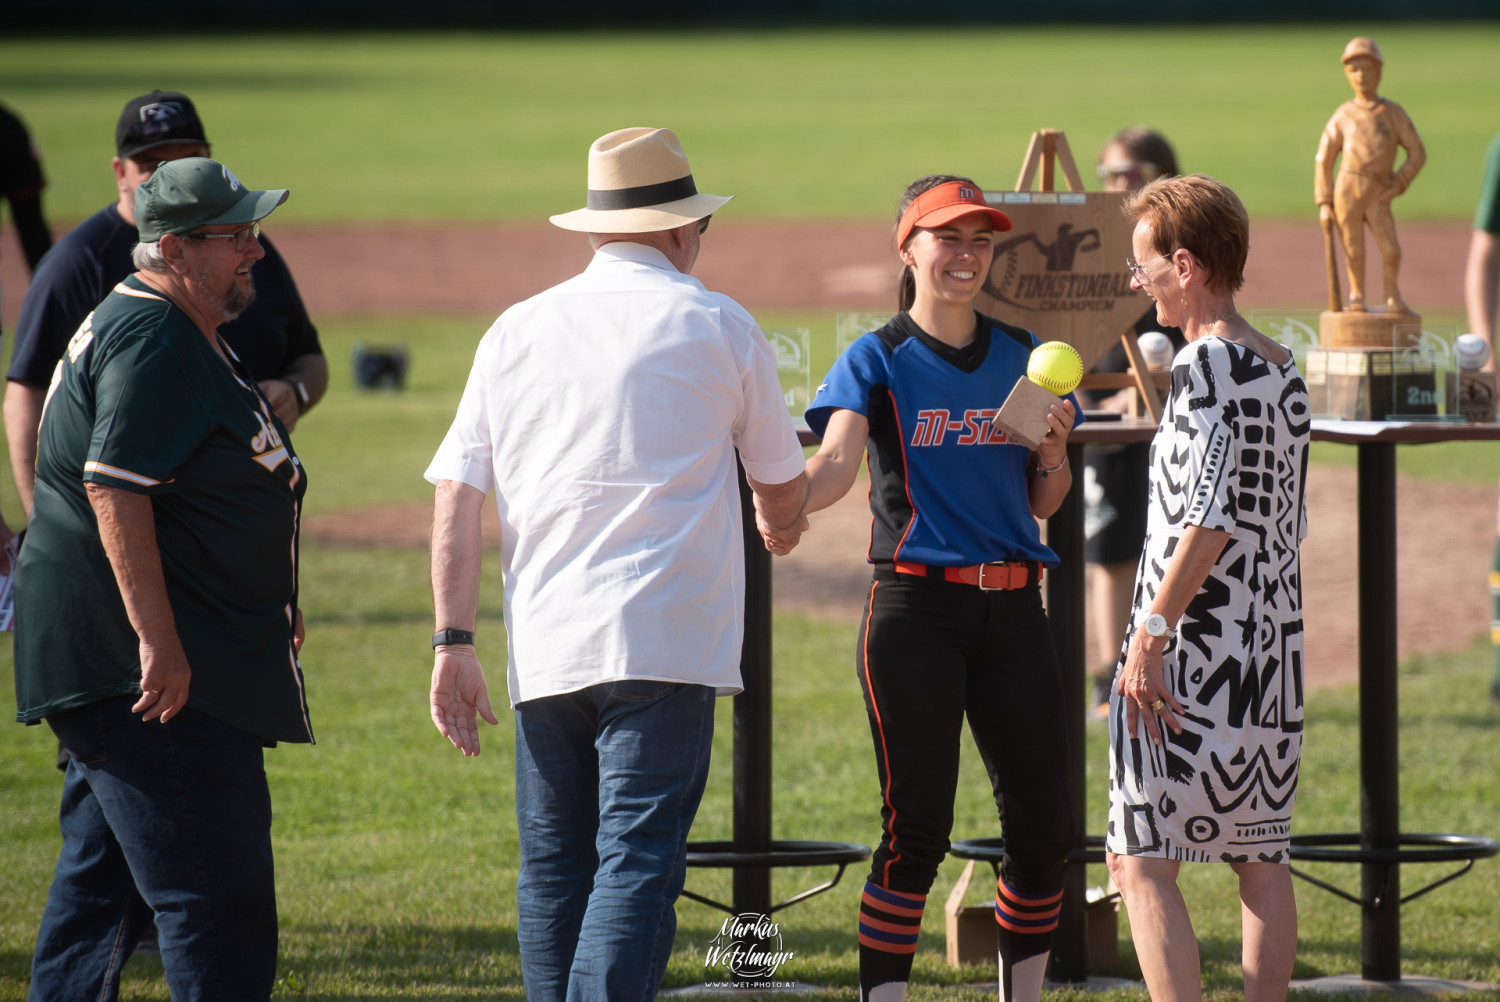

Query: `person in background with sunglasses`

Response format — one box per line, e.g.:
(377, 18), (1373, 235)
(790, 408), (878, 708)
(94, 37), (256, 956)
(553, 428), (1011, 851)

(1081, 127), (1187, 722)
(7, 89), (326, 523)
(14, 158), (312, 999)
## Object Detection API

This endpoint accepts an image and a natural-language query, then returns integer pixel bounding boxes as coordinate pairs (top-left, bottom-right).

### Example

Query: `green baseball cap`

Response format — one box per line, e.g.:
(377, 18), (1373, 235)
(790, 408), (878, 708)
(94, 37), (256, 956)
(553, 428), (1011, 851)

(135, 157), (288, 241)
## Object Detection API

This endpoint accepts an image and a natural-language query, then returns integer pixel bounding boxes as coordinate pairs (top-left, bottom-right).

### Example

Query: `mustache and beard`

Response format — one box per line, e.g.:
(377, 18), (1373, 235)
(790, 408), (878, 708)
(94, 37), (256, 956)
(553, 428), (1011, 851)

(221, 275), (255, 321)
(193, 261), (256, 322)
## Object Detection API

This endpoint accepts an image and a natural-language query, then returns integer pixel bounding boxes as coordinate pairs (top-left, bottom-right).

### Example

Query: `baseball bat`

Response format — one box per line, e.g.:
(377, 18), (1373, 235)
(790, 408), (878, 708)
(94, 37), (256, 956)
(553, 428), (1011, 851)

(1320, 211), (1342, 313)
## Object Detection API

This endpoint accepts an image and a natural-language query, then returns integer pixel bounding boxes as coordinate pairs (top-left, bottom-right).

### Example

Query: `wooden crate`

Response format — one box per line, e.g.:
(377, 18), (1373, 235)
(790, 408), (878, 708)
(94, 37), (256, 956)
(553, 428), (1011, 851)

(944, 860), (1118, 970)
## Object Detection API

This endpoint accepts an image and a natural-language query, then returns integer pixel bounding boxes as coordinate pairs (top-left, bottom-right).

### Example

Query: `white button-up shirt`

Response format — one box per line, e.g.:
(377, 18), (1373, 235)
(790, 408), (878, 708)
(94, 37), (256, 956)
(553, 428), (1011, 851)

(426, 242), (806, 705)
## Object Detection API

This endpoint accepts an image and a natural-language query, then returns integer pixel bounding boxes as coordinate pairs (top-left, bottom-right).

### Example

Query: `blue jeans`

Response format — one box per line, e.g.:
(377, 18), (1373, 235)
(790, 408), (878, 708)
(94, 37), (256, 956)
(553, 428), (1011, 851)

(29, 696), (278, 1002)
(514, 680), (716, 1002)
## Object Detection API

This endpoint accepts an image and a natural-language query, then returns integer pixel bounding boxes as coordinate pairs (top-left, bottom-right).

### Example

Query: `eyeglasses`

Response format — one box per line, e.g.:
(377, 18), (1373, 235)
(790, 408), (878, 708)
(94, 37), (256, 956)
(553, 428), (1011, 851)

(1125, 255), (1154, 285)
(183, 220), (260, 252)
(1098, 161), (1160, 183)
(698, 215), (712, 235)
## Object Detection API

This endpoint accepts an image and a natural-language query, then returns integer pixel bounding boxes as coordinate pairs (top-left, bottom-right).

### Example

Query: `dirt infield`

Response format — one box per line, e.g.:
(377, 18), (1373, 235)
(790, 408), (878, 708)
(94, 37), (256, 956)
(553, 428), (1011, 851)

(3, 218), (1474, 323)
(3, 217), (1493, 689)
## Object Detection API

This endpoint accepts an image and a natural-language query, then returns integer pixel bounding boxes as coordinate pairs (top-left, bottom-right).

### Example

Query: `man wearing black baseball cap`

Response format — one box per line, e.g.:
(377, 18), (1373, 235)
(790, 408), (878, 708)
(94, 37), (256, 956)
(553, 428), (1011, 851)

(6, 89), (326, 518)
(15, 157), (313, 998)
(114, 89), (210, 159)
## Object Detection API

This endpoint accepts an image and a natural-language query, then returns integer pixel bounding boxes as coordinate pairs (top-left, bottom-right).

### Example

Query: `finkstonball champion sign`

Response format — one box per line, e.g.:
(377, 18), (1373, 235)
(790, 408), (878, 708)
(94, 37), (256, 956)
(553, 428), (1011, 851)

(975, 190), (1148, 373)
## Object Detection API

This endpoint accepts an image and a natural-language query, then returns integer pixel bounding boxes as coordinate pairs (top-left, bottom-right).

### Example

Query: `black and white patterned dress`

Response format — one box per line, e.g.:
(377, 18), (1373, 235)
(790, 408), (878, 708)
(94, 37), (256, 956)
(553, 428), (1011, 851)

(1107, 336), (1311, 862)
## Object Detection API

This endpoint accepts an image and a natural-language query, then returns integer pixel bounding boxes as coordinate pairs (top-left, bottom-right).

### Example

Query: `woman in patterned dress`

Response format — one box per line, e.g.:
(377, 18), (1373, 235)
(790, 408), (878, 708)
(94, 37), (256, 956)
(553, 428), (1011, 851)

(1105, 174), (1311, 1002)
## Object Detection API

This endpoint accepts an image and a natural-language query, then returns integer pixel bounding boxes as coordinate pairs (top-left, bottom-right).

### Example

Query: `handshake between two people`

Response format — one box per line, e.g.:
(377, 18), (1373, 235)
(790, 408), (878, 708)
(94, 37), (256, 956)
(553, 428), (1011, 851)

(749, 473), (812, 557)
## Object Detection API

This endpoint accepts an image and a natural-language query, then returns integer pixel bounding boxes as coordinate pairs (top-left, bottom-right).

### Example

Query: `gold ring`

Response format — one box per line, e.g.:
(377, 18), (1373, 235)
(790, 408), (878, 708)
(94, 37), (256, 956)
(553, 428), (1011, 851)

(1150, 698), (1166, 711)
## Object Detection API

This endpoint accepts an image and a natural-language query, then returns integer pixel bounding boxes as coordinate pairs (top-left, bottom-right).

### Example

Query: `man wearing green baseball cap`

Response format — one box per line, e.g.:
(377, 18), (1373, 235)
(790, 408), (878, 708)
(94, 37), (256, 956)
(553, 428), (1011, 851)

(131, 156), (289, 330)
(14, 157), (313, 998)
(8, 91), (326, 527)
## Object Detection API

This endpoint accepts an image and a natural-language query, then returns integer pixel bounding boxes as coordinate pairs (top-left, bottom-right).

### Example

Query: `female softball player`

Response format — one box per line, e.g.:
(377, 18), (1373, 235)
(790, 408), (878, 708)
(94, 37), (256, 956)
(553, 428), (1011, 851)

(765, 175), (1081, 1002)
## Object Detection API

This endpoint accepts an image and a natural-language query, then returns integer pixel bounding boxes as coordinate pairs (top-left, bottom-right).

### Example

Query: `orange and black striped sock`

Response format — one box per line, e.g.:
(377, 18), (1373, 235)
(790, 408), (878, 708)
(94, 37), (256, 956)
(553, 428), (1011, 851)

(995, 878), (1061, 1002)
(857, 881), (925, 1001)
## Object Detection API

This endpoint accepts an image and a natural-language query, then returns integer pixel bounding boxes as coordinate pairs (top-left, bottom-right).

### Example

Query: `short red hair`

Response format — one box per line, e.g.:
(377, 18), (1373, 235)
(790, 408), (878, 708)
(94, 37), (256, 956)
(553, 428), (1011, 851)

(1122, 174), (1249, 296)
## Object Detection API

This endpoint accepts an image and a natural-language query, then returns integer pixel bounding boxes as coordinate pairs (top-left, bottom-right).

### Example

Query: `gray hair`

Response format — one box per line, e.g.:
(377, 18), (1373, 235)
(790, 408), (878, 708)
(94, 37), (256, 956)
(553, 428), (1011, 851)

(131, 239), (170, 274)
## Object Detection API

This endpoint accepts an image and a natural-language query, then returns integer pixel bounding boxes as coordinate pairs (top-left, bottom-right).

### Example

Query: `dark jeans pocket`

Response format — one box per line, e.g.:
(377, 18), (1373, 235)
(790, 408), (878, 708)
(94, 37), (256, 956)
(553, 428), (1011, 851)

(600, 679), (679, 704)
(46, 699), (114, 766)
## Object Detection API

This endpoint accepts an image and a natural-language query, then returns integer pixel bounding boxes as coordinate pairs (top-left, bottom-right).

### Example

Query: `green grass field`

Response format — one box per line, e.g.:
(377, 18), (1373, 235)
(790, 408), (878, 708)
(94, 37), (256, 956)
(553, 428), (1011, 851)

(3, 565), (1497, 1000)
(2, 23), (1499, 995)
(3, 25), (1500, 224)
(1, 313), (1498, 998)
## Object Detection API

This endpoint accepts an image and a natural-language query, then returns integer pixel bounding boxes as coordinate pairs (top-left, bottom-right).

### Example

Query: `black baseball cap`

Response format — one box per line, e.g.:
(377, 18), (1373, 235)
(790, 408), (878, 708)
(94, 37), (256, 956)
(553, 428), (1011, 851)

(116, 90), (209, 158)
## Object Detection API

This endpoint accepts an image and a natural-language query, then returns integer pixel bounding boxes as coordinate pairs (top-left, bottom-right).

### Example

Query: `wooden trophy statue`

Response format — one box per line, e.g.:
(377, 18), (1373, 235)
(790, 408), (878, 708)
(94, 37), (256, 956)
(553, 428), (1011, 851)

(1314, 35), (1427, 348)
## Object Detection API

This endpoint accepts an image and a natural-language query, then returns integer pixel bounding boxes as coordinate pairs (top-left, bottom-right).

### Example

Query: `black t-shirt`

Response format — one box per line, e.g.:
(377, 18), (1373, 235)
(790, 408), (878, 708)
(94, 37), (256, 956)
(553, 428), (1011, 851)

(1, 103), (49, 331)
(14, 275), (313, 743)
(0, 104), (45, 205)
(10, 204), (320, 387)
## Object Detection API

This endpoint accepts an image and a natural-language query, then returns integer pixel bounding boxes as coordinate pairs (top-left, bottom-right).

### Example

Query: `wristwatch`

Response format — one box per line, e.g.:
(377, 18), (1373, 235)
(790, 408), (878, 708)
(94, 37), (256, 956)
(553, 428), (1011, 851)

(286, 378), (311, 415)
(1143, 613), (1176, 640)
(432, 629), (475, 649)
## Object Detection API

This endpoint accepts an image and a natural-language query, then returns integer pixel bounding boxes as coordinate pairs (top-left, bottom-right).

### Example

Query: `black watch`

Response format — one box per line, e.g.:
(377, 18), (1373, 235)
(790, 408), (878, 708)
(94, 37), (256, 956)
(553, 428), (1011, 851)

(432, 629), (475, 649)
(286, 378), (310, 415)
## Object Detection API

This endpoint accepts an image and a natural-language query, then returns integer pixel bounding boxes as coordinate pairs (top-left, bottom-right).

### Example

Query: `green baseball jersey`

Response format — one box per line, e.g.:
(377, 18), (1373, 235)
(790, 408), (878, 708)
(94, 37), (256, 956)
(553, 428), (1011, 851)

(13, 275), (312, 744)
(1477, 134), (1500, 235)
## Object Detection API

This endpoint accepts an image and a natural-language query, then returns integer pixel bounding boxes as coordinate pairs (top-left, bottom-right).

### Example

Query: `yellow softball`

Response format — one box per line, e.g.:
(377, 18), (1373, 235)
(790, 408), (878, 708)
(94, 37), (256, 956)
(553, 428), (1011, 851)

(1026, 341), (1084, 396)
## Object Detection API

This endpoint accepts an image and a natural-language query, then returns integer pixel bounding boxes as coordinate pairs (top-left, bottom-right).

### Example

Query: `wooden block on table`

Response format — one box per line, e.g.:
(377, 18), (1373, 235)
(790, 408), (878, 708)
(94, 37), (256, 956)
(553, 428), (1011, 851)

(1446, 370), (1498, 422)
(991, 376), (1060, 450)
(1319, 307), (1422, 349)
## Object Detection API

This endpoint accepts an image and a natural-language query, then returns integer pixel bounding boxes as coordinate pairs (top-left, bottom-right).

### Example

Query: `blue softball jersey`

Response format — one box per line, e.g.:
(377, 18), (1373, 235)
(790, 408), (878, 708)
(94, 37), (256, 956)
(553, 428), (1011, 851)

(805, 312), (1083, 568)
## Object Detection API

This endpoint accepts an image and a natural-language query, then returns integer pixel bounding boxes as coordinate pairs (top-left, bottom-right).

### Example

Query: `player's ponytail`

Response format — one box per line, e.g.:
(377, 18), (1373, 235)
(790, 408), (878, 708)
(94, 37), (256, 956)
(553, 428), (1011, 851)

(894, 173), (981, 313)
(897, 263), (917, 313)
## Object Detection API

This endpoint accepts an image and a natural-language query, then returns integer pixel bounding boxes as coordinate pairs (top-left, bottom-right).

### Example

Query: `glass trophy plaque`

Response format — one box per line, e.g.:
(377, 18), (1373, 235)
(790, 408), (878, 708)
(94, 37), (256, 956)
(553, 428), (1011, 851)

(767, 327), (812, 430)
(835, 312), (894, 355)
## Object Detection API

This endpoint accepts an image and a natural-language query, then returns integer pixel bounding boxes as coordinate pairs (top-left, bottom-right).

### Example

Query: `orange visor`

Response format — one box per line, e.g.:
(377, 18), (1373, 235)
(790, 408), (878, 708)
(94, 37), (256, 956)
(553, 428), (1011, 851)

(895, 181), (1013, 249)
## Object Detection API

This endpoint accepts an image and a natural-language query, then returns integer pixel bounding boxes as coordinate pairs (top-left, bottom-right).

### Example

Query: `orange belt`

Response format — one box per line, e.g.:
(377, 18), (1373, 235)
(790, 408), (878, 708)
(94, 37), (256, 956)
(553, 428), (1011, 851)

(893, 560), (1042, 591)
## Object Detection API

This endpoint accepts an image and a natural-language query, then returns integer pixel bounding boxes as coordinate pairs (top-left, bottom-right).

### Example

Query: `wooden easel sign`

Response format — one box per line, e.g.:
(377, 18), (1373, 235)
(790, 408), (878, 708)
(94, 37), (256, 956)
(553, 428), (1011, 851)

(976, 191), (1142, 375)
(971, 130), (1164, 421)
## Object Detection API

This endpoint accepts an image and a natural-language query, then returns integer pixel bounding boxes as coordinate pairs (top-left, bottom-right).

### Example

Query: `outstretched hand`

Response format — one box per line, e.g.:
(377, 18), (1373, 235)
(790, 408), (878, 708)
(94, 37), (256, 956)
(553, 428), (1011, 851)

(431, 646), (499, 756)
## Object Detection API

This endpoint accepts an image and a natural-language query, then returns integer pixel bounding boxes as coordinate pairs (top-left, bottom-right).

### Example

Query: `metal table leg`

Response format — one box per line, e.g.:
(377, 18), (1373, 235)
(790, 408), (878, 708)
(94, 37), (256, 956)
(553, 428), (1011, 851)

(735, 464), (773, 919)
(1046, 441), (1089, 982)
(1356, 442), (1400, 981)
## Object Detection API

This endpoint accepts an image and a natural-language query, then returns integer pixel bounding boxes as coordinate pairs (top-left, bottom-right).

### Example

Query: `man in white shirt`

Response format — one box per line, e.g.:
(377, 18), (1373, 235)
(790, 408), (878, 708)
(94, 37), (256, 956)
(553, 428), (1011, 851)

(424, 127), (809, 1002)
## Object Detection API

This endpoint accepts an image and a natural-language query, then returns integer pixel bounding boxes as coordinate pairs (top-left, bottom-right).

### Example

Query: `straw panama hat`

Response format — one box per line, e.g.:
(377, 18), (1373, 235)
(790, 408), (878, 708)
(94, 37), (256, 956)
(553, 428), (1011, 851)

(550, 127), (733, 233)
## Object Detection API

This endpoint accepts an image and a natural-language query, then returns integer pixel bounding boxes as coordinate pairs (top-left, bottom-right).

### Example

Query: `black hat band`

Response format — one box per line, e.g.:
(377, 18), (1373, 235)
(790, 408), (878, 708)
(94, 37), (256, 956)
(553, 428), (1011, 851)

(587, 174), (697, 211)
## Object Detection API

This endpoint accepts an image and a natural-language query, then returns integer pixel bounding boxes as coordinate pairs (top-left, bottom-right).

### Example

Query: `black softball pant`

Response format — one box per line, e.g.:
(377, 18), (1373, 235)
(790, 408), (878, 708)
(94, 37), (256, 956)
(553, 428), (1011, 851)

(857, 564), (1074, 898)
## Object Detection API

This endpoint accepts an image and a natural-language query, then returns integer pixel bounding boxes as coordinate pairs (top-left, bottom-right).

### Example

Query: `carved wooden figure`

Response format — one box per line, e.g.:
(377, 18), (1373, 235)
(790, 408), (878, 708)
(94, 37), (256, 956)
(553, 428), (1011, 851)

(1314, 36), (1426, 314)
